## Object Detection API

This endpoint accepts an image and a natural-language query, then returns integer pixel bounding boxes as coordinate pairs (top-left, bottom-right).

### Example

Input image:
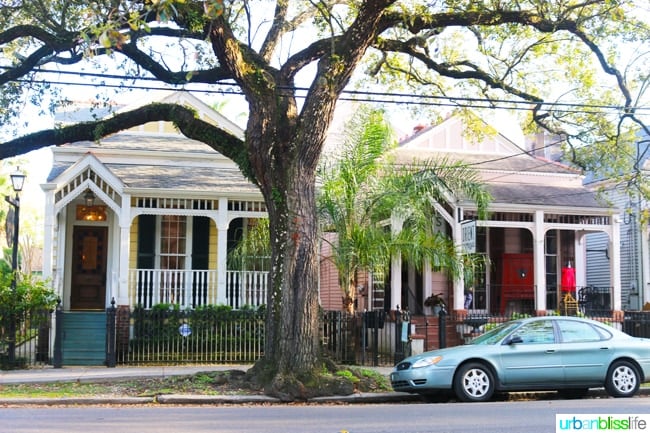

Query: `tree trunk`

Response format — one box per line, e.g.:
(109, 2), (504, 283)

(244, 96), (328, 398)
(268, 172), (320, 373)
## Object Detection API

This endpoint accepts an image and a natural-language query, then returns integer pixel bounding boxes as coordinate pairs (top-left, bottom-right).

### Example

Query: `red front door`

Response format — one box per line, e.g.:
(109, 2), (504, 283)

(70, 226), (108, 310)
(500, 253), (534, 314)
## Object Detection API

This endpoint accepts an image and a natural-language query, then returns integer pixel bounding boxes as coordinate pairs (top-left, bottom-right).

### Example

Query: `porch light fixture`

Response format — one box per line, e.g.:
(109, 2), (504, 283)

(9, 167), (26, 192)
(84, 189), (96, 207)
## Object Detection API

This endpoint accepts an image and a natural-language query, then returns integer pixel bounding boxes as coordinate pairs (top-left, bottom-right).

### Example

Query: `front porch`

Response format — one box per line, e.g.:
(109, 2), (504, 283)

(128, 269), (269, 309)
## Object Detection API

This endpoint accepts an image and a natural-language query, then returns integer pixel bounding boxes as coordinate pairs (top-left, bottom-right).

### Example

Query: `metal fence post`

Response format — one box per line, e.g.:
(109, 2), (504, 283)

(53, 299), (63, 368)
(106, 298), (117, 368)
(393, 309), (402, 364)
(373, 311), (383, 366)
(438, 308), (447, 349)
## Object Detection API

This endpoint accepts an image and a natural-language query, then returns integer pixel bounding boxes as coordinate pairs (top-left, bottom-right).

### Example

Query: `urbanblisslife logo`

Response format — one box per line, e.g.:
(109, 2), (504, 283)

(557, 414), (649, 432)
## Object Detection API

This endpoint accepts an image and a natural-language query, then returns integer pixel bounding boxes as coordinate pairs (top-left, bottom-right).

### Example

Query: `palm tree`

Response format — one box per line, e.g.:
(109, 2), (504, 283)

(318, 107), (490, 313)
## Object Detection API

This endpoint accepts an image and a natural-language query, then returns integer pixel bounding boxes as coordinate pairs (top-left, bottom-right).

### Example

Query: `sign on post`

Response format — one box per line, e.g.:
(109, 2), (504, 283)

(461, 220), (476, 254)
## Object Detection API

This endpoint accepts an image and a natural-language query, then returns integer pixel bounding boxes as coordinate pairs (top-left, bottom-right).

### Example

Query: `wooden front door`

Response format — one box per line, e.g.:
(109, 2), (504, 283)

(500, 253), (534, 314)
(71, 226), (108, 310)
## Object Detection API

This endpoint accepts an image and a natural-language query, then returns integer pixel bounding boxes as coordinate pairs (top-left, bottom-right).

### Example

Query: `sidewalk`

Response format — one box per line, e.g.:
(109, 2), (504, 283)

(0, 364), (257, 384)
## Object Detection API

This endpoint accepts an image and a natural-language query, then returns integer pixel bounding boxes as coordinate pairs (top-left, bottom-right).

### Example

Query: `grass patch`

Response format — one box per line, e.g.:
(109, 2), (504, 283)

(0, 370), (260, 398)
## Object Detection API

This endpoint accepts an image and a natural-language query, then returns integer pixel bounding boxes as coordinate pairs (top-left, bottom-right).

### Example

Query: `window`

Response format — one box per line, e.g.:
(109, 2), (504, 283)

(558, 320), (608, 343)
(135, 215), (212, 308)
(160, 215), (187, 270)
(545, 230), (558, 309)
(513, 320), (555, 344)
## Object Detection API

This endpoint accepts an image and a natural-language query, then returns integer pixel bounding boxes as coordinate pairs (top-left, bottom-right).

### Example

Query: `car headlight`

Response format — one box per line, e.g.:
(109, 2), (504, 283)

(412, 355), (443, 368)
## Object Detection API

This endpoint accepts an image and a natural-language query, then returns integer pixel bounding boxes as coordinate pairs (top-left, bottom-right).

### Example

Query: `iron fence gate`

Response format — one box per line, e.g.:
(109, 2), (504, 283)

(321, 310), (412, 367)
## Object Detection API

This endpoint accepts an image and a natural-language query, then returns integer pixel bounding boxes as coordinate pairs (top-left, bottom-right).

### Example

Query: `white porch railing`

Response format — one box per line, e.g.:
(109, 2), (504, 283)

(128, 269), (268, 309)
(225, 270), (268, 309)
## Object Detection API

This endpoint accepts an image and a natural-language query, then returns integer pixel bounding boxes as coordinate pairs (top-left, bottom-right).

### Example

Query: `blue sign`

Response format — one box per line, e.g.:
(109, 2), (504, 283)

(179, 323), (192, 337)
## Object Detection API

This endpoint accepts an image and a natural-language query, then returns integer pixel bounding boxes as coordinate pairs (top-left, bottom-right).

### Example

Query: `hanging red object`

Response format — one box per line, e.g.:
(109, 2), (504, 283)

(561, 266), (576, 293)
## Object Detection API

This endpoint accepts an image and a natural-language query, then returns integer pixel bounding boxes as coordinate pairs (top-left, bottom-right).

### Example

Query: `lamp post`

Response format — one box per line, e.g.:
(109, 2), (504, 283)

(5, 167), (25, 367)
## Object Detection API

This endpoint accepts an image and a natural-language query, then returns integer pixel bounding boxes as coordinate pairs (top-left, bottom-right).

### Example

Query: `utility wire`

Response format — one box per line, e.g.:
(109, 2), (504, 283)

(7, 67), (647, 205)
(7, 66), (649, 116)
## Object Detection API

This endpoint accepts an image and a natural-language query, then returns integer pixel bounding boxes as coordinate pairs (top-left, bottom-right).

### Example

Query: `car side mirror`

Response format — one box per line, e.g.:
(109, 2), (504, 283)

(506, 335), (523, 345)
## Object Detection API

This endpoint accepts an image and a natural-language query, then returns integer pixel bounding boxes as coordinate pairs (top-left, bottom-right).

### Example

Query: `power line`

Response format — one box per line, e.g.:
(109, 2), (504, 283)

(8, 66), (647, 205)
(7, 66), (649, 116)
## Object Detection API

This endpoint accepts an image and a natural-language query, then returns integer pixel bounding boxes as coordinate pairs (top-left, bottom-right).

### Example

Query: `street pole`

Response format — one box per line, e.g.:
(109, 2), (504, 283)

(5, 167), (25, 368)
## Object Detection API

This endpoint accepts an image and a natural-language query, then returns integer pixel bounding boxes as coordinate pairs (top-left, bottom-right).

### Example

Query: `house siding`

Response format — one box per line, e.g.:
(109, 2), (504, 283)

(319, 232), (343, 311)
(586, 191), (637, 309)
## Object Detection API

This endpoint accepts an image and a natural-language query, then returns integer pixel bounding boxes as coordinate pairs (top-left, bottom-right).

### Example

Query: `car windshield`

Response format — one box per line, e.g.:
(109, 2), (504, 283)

(469, 322), (521, 345)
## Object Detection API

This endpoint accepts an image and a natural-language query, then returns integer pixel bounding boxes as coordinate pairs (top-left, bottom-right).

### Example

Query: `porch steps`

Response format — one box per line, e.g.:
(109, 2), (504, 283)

(61, 311), (107, 366)
(410, 315), (463, 351)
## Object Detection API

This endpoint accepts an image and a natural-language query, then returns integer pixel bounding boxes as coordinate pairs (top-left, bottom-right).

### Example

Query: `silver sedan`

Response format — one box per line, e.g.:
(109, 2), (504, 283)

(390, 316), (650, 402)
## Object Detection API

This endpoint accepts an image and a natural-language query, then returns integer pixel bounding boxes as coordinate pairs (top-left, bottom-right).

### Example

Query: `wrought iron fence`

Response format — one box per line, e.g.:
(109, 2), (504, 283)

(8, 306), (650, 370)
(623, 311), (650, 338)
(0, 308), (52, 370)
(114, 305), (265, 365)
(321, 310), (413, 367)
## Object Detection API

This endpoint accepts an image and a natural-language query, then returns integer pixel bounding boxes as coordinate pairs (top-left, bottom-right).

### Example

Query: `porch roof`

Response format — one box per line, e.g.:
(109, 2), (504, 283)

(391, 147), (607, 211)
(48, 132), (261, 194)
(110, 164), (258, 193)
(392, 147), (579, 175)
(487, 182), (604, 208)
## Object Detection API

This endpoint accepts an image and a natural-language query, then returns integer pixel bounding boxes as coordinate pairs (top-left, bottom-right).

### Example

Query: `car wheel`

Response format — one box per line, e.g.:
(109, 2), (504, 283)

(454, 362), (495, 402)
(605, 360), (640, 398)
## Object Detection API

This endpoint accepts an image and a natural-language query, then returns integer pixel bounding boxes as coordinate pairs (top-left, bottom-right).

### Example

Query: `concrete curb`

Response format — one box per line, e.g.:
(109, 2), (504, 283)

(0, 389), (647, 406)
(156, 394), (280, 404)
(0, 396), (154, 406)
(0, 393), (419, 406)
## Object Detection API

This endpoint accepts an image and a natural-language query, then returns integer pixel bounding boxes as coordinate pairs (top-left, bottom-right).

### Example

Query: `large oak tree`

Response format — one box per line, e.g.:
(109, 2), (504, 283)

(0, 0), (648, 398)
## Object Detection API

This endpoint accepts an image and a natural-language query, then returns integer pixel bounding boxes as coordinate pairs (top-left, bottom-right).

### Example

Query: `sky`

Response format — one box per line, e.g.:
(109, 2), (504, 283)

(5, 0), (648, 228)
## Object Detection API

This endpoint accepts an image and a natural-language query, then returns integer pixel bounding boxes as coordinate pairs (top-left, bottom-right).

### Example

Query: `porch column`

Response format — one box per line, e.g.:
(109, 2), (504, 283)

(641, 226), (650, 309)
(116, 194), (132, 306)
(574, 232), (586, 289)
(41, 185), (56, 281)
(216, 197), (229, 305)
(390, 255), (402, 311)
(610, 215), (622, 311)
(534, 210), (546, 312)
(390, 215), (404, 311)
(452, 217), (464, 311)
(423, 261), (433, 307)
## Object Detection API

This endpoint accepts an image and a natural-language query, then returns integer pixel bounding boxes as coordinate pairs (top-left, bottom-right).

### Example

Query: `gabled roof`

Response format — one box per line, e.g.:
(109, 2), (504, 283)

(396, 115), (608, 210)
(47, 91), (260, 197)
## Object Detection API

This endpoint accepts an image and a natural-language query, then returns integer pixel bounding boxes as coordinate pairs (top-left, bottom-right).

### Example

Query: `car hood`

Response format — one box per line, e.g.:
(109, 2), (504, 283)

(396, 344), (494, 368)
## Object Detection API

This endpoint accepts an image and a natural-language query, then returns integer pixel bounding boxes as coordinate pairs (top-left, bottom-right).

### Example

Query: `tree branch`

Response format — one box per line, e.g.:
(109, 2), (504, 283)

(116, 42), (233, 84)
(0, 103), (250, 178)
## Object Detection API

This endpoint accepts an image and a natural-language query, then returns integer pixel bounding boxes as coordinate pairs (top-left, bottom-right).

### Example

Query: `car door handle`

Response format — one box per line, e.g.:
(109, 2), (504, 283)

(545, 349), (556, 353)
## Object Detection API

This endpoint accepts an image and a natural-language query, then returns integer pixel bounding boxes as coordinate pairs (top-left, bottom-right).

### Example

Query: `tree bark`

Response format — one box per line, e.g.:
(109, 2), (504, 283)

(245, 101), (325, 393)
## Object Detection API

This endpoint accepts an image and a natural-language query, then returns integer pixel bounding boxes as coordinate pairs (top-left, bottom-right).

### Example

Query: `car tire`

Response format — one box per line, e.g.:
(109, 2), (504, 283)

(454, 362), (495, 402)
(605, 360), (640, 398)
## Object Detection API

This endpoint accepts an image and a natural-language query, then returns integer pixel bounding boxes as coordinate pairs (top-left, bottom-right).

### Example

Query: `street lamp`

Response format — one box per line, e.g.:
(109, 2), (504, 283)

(5, 167), (25, 367)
